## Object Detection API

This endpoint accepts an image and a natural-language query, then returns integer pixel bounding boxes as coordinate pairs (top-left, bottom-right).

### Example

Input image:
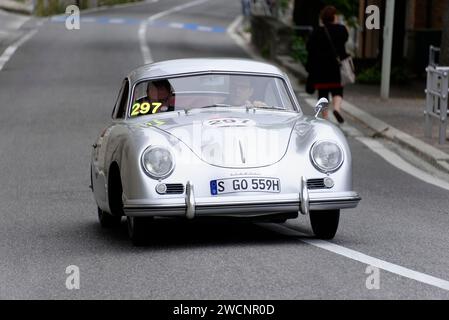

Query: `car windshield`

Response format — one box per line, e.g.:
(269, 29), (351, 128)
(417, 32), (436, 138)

(129, 74), (297, 117)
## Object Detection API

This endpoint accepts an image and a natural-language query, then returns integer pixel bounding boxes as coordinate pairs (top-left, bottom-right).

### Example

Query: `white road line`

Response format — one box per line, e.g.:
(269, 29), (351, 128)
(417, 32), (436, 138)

(0, 29), (37, 71)
(138, 0), (210, 64)
(303, 238), (449, 291)
(356, 137), (449, 191)
(266, 224), (449, 292)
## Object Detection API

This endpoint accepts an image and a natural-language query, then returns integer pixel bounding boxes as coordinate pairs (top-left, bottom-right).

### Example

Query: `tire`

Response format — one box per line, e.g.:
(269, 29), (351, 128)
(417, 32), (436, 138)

(98, 207), (121, 228)
(310, 210), (340, 239)
(127, 216), (153, 246)
(108, 165), (125, 217)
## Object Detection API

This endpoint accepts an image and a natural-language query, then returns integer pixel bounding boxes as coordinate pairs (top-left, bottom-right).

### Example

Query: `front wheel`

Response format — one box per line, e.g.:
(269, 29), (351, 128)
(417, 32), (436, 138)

(98, 207), (121, 228)
(310, 210), (340, 239)
(127, 216), (153, 246)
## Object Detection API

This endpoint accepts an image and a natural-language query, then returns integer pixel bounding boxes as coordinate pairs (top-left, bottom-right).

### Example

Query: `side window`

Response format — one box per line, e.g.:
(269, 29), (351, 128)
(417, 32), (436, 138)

(275, 78), (294, 110)
(114, 79), (129, 119)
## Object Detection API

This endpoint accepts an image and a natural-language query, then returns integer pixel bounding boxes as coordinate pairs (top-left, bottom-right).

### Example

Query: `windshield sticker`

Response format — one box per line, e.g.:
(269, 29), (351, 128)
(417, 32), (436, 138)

(140, 119), (167, 127)
(131, 102), (163, 116)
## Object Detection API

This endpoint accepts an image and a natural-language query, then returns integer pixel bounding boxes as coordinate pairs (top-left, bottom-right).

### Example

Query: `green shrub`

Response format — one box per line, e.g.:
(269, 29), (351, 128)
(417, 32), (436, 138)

(291, 35), (308, 65)
(35, 0), (141, 16)
(35, 0), (65, 16)
(356, 62), (413, 84)
(356, 65), (381, 84)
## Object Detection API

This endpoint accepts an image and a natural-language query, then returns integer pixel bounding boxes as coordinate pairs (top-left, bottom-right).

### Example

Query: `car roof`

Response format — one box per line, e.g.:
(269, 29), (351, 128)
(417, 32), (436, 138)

(127, 58), (286, 83)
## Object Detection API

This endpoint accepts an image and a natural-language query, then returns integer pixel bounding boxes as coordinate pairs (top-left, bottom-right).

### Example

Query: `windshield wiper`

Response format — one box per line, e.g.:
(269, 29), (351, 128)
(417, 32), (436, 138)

(185, 104), (232, 113)
(200, 104), (233, 108)
(246, 105), (286, 111)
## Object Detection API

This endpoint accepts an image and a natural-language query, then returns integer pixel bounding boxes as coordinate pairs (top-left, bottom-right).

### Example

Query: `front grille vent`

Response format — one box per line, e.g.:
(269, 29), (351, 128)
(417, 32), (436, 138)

(307, 178), (326, 189)
(165, 183), (185, 194)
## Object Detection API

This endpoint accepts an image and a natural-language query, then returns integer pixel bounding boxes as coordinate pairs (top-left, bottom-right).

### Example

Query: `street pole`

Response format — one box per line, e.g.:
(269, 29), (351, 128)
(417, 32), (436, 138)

(380, 0), (395, 99)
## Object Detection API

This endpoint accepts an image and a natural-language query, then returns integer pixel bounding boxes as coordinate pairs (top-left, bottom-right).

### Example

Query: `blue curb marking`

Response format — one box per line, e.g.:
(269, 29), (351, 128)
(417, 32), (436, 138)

(50, 16), (226, 33)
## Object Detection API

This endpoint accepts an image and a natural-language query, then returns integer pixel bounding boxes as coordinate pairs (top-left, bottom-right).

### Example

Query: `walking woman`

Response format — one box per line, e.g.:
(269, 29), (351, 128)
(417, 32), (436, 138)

(306, 5), (349, 123)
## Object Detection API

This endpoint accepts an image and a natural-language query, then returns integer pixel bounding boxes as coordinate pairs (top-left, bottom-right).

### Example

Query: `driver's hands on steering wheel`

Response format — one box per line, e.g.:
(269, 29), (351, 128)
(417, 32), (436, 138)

(252, 100), (269, 108)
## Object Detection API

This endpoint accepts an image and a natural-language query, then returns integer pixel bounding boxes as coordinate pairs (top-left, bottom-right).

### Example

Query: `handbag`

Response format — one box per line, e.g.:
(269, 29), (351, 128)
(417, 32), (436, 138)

(323, 25), (355, 86)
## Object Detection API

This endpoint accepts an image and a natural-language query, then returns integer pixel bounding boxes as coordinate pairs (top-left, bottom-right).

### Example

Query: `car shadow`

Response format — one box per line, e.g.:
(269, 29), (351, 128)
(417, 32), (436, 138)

(93, 217), (315, 249)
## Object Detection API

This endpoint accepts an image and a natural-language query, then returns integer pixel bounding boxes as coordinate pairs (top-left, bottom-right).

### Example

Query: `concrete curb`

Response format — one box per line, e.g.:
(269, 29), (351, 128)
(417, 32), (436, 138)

(0, 0), (32, 15)
(231, 17), (449, 174)
(74, 0), (146, 15)
(340, 100), (449, 173)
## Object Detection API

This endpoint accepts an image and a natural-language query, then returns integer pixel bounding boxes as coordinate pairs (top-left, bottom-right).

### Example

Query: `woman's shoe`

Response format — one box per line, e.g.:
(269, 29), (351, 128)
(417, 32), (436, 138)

(333, 110), (344, 124)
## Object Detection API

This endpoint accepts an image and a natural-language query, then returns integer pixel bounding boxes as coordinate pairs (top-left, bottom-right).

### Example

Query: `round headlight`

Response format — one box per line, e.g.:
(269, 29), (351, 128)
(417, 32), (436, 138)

(141, 146), (175, 179)
(310, 140), (344, 173)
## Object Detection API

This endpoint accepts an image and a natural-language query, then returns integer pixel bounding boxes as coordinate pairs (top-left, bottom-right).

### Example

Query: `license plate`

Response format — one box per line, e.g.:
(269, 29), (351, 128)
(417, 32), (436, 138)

(210, 177), (280, 195)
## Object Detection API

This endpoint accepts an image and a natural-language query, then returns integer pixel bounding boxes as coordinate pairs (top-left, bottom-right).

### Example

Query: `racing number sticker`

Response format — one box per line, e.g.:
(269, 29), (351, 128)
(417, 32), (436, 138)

(131, 102), (162, 116)
(204, 118), (255, 127)
(142, 119), (166, 127)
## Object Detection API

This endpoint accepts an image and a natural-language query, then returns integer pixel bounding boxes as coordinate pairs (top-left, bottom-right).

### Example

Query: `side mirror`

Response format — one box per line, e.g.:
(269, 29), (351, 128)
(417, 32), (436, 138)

(314, 97), (329, 118)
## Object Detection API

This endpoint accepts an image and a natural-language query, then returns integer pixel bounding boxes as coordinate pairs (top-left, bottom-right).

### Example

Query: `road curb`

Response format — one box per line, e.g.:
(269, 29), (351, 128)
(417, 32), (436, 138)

(340, 100), (449, 174)
(230, 18), (449, 175)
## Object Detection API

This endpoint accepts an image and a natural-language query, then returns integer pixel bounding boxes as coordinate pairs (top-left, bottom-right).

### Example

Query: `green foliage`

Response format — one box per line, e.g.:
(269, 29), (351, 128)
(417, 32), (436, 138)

(291, 35), (308, 65)
(356, 65), (381, 84)
(35, 0), (65, 16)
(356, 62), (413, 84)
(279, 0), (290, 10)
(35, 0), (141, 16)
(261, 44), (271, 59)
(98, 0), (139, 6)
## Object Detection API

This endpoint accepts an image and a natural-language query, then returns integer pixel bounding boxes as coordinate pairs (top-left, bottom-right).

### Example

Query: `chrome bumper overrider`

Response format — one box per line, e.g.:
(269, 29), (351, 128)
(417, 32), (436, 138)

(124, 177), (361, 218)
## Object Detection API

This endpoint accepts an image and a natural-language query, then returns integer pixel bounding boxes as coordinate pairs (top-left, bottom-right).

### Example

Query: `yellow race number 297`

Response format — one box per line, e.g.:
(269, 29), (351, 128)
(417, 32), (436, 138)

(131, 102), (162, 116)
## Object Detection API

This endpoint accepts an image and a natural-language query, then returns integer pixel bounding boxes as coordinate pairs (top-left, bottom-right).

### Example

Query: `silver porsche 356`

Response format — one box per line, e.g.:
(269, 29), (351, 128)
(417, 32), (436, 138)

(90, 58), (360, 244)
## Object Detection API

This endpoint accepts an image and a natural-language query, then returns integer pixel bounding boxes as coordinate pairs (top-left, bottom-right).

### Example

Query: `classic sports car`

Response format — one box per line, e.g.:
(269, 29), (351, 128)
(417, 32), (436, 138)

(90, 58), (360, 245)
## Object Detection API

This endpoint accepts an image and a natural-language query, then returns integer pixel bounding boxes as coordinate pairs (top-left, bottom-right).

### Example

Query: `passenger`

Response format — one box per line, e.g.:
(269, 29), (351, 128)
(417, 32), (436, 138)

(226, 76), (267, 108)
(227, 76), (254, 106)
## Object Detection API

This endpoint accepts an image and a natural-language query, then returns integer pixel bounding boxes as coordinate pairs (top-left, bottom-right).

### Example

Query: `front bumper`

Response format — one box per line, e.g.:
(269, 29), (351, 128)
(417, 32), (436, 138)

(123, 178), (361, 218)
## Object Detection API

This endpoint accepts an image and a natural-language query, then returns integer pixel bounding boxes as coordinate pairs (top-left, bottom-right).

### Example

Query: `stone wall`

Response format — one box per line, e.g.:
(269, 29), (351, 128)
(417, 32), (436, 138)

(250, 14), (293, 59)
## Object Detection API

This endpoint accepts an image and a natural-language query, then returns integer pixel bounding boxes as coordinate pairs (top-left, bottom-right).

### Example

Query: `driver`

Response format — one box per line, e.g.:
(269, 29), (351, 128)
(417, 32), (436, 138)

(137, 79), (175, 113)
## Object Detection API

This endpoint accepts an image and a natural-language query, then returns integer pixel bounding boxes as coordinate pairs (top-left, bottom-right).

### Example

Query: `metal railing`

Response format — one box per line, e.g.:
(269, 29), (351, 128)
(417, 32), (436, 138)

(424, 47), (449, 144)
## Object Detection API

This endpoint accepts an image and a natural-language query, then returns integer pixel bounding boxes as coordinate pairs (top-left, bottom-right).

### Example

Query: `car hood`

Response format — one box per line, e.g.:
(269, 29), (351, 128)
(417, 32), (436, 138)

(133, 108), (306, 168)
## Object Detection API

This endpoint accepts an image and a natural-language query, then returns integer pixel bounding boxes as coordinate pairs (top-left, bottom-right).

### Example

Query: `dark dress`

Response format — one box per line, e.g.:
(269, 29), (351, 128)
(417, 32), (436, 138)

(306, 23), (349, 91)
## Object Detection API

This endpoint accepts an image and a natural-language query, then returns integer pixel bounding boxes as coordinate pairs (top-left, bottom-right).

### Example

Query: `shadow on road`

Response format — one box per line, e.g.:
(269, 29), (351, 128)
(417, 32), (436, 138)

(91, 218), (314, 249)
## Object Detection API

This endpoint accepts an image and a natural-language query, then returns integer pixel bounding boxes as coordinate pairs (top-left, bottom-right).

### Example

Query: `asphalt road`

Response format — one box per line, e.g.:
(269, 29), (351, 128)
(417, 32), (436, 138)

(0, 0), (449, 299)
